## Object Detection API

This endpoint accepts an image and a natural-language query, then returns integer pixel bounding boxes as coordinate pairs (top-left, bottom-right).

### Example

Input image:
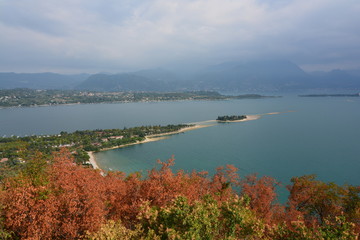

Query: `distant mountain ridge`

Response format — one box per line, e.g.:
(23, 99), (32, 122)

(76, 73), (167, 91)
(76, 69), (188, 91)
(0, 72), (89, 89)
(194, 60), (311, 92)
(1, 60), (360, 92)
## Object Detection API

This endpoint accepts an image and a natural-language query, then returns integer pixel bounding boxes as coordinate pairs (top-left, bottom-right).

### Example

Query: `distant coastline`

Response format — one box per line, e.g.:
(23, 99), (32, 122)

(299, 93), (360, 97)
(0, 89), (279, 109)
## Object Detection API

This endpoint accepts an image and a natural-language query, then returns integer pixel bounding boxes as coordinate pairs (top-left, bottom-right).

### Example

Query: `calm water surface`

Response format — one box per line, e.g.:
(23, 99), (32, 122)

(1, 97), (359, 187)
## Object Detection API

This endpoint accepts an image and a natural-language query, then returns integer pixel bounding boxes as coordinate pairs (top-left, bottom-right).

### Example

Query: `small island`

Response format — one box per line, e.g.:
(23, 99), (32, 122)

(216, 115), (247, 122)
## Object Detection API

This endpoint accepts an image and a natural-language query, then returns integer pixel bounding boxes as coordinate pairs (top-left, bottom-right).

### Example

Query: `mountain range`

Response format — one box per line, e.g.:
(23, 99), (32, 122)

(0, 72), (89, 90)
(1, 60), (360, 93)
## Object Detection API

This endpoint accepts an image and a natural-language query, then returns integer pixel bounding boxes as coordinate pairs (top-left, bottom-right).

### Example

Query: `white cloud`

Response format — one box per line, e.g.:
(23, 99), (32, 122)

(0, 0), (359, 72)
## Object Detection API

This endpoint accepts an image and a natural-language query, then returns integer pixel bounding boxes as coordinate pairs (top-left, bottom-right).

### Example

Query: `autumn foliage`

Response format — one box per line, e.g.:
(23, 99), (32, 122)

(0, 149), (359, 239)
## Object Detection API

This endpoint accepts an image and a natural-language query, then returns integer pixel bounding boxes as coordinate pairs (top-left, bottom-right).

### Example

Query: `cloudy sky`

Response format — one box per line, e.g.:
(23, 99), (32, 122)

(1, 0), (359, 73)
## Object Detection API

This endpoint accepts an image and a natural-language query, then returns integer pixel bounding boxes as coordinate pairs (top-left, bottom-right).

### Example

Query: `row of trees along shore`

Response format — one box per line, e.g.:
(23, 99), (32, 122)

(0, 148), (359, 239)
(0, 124), (191, 169)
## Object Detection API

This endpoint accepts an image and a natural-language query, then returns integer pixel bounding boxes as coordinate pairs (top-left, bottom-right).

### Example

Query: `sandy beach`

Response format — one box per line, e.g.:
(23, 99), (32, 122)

(98, 124), (212, 152)
(87, 151), (100, 170)
(86, 137), (169, 171)
(150, 124), (213, 136)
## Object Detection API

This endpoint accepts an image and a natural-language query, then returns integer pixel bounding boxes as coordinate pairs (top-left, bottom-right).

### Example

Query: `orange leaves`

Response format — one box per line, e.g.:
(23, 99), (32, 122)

(2, 176), (59, 239)
(2, 149), (108, 239)
(1, 154), (264, 239)
(206, 164), (242, 207)
(287, 175), (358, 226)
(50, 150), (107, 238)
(0, 151), (358, 239)
(240, 174), (283, 224)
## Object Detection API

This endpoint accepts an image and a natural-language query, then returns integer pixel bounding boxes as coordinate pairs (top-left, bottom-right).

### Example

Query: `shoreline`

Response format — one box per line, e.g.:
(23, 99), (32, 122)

(98, 136), (171, 152)
(87, 151), (100, 169)
(0, 95), (279, 110)
(86, 124), (212, 171)
(86, 112), (290, 171)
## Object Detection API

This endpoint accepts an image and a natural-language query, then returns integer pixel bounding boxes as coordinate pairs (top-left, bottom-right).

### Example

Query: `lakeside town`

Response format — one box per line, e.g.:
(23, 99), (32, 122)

(0, 88), (275, 108)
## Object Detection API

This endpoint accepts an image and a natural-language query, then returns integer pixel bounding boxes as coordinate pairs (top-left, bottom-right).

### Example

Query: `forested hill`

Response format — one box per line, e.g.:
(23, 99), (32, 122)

(76, 73), (172, 91)
(0, 72), (88, 89)
(75, 61), (360, 92)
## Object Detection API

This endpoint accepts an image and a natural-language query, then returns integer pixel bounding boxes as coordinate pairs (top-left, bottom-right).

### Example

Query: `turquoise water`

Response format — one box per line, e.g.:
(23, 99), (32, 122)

(1, 97), (359, 187)
(93, 97), (360, 186)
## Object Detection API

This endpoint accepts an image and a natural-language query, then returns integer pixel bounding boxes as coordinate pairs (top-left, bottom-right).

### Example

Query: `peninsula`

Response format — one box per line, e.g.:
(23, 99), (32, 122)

(0, 112), (271, 173)
(0, 124), (194, 168)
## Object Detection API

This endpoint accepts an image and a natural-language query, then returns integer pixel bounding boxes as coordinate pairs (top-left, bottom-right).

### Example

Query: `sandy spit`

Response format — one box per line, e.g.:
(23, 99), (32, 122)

(86, 111), (294, 171)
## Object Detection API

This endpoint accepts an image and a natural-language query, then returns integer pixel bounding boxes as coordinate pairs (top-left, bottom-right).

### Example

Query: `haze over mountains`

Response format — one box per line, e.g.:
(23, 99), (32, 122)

(1, 60), (360, 93)
(0, 72), (89, 90)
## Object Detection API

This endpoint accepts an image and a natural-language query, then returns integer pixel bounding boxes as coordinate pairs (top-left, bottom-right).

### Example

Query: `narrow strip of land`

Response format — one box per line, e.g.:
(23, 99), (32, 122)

(87, 111), (295, 171)
(87, 114), (265, 170)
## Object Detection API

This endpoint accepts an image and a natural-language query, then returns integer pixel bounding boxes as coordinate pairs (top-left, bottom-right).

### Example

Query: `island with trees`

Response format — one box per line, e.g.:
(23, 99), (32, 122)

(217, 115), (247, 122)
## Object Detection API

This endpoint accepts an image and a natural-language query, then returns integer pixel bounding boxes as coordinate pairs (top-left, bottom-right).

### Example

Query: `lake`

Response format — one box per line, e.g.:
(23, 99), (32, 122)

(1, 96), (359, 188)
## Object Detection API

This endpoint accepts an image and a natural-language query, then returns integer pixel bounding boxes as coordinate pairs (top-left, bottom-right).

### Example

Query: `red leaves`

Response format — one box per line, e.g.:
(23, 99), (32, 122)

(50, 150), (107, 238)
(2, 149), (108, 239)
(286, 175), (358, 227)
(2, 173), (59, 239)
(210, 165), (240, 202)
(240, 174), (284, 224)
(1, 151), (358, 238)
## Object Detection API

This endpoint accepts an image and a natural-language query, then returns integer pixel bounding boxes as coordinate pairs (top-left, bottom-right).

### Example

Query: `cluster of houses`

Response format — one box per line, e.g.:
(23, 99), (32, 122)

(101, 136), (124, 142)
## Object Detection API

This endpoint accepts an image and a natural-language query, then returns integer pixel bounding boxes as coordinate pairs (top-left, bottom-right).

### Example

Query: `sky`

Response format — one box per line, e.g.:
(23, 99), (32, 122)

(1, 0), (360, 73)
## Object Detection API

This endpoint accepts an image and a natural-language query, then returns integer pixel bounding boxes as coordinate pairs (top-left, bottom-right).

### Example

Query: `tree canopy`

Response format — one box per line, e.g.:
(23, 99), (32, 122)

(0, 149), (358, 239)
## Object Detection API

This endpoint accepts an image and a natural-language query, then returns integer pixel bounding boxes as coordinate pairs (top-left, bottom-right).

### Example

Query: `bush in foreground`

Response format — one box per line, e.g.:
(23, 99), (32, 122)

(0, 149), (358, 239)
